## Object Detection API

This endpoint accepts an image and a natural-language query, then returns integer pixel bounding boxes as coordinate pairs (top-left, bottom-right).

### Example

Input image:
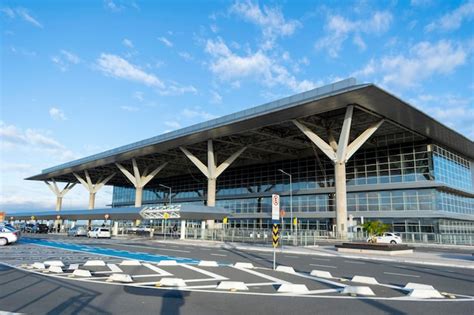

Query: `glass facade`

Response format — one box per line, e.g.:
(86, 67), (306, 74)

(433, 145), (473, 192)
(112, 141), (474, 232)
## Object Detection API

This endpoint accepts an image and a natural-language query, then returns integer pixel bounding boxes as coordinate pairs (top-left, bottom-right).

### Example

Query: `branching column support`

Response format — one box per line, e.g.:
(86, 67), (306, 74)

(73, 170), (116, 209)
(180, 140), (247, 207)
(293, 105), (384, 238)
(44, 180), (76, 211)
(115, 159), (168, 207)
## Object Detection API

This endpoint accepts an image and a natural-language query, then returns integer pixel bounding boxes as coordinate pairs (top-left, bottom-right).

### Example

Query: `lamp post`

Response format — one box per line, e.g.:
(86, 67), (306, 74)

(278, 169), (293, 239)
(159, 184), (172, 206)
(159, 184), (172, 236)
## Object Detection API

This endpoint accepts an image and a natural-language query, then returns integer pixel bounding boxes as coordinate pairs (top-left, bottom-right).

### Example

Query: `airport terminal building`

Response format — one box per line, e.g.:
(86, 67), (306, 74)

(24, 79), (474, 237)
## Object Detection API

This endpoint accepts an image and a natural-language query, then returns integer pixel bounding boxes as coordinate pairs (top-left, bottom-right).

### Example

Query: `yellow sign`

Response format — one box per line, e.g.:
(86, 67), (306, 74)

(163, 212), (170, 220)
(31, 216), (35, 220)
(293, 217), (298, 226)
(272, 224), (279, 248)
(223, 217), (228, 224)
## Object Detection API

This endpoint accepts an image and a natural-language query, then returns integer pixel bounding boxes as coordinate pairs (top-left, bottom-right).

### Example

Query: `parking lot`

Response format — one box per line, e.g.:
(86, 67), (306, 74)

(1, 234), (474, 314)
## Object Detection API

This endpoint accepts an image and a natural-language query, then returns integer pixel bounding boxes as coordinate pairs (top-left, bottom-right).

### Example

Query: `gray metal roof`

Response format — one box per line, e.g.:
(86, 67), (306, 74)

(27, 78), (474, 182)
(6, 205), (230, 221)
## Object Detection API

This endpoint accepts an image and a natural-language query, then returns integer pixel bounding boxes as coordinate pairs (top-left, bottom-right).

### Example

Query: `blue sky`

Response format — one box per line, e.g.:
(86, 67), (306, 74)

(1, 0), (473, 211)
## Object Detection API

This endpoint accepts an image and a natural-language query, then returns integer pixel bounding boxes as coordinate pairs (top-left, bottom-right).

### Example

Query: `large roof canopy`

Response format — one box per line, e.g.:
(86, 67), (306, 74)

(27, 78), (474, 187)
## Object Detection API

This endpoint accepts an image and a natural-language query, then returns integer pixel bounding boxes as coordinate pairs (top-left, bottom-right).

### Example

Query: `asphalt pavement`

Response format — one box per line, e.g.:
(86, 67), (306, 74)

(0, 234), (473, 315)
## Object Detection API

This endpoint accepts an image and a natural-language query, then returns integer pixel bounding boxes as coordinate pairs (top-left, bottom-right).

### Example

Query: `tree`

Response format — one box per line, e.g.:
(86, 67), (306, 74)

(362, 221), (391, 243)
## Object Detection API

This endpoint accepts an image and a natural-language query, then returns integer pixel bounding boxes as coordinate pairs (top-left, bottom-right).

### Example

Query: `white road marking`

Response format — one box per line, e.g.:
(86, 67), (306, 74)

(310, 264), (337, 269)
(210, 253), (227, 257)
(383, 272), (420, 278)
(232, 266), (290, 284)
(180, 264), (228, 280)
(142, 263), (173, 276)
(344, 261), (365, 265)
(311, 257), (330, 261)
(107, 264), (123, 273)
(284, 256), (299, 258)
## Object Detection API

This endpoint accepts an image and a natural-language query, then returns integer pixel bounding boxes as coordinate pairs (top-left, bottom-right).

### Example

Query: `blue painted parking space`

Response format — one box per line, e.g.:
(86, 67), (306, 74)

(20, 238), (200, 264)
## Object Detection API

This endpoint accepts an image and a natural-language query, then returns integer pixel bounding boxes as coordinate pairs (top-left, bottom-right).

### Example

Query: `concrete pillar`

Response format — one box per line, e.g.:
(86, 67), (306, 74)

(116, 159), (168, 208)
(113, 221), (119, 236)
(45, 180), (76, 211)
(135, 187), (143, 208)
(89, 193), (95, 209)
(335, 162), (347, 237)
(56, 197), (63, 211)
(74, 171), (115, 209)
(180, 220), (186, 240)
(207, 178), (216, 207)
(201, 220), (206, 239)
(71, 220), (76, 229)
(293, 107), (384, 239)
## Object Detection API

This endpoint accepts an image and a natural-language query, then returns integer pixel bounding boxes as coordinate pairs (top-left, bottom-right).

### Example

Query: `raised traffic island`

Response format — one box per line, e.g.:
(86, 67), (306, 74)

(335, 243), (415, 255)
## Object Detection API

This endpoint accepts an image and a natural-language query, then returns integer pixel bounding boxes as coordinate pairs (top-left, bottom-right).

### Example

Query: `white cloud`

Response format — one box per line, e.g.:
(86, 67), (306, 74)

(210, 90), (222, 104)
(120, 105), (139, 112)
(122, 38), (134, 48)
(104, 0), (123, 12)
(133, 91), (144, 101)
(315, 11), (393, 57)
(425, 1), (474, 32)
(178, 51), (193, 61)
(410, 94), (474, 139)
(2, 7), (43, 28)
(0, 121), (75, 160)
(49, 107), (67, 121)
(205, 38), (318, 92)
(158, 36), (173, 47)
(51, 50), (80, 71)
(181, 108), (218, 120)
(230, 1), (300, 50)
(96, 53), (165, 88)
(164, 121), (181, 129)
(353, 40), (467, 88)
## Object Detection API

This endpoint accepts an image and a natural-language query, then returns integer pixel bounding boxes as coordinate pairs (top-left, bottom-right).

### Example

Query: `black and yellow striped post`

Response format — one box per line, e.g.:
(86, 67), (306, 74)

(272, 223), (279, 269)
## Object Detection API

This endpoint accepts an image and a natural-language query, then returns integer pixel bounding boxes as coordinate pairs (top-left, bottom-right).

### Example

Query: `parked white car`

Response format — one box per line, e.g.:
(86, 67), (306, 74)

(87, 227), (111, 239)
(0, 225), (19, 246)
(367, 232), (402, 244)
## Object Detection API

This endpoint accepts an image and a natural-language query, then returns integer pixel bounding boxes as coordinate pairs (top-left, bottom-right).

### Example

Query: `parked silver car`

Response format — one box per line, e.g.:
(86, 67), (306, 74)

(67, 226), (87, 237)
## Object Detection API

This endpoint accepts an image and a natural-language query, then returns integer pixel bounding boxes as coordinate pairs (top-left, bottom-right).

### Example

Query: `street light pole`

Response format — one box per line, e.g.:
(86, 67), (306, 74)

(278, 169), (293, 238)
(159, 184), (172, 237)
(159, 184), (172, 206)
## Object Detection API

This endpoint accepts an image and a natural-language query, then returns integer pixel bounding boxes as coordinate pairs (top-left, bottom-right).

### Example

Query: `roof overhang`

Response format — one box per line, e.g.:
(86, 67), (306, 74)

(6, 205), (230, 221)
(26, 78), (473, 183)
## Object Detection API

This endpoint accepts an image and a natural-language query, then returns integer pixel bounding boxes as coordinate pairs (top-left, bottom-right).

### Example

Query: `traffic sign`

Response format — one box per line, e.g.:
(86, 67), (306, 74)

(272, 194), (280, 221)
(293, 217), (298, 226)
(272, 224), (279, 248)
(163, 212), (170, 220)
(223, 217), (228, 224)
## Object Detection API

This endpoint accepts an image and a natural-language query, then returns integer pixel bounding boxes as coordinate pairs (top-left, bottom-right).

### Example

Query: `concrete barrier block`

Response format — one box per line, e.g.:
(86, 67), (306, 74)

(32, 262), (46, 270)
(84, 260), (106, 267)
(158, 278), (187, 287)
(217, 281), (249, 291)
(342, 286), (375, 296)
(107, 273), (133, 283)
(351, 276), (379, 285)
(48, 265), (63, 273)
(275, 266), (296, 274)
(120, 260), (141, 266)
(68, 264), (79, 271)
(198, 260), (219, 267)
(404, 283), (435, 290)
(72, 269), (92, 277)
(277, 284), (309, 294)
(310, 270), (333, 279)
(157, 260), (178, 266)
(233, 262), (254, 269)
(408, 289), (444, 299)
(44, 260), (64, 267)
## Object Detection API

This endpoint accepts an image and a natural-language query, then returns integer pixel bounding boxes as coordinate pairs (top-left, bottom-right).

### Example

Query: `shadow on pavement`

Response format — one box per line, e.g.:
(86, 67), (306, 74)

(124, 286), (188, 315)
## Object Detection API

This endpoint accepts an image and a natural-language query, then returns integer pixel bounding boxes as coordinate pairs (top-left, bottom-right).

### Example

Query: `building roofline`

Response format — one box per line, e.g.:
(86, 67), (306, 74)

(26, 78), (474, 180)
